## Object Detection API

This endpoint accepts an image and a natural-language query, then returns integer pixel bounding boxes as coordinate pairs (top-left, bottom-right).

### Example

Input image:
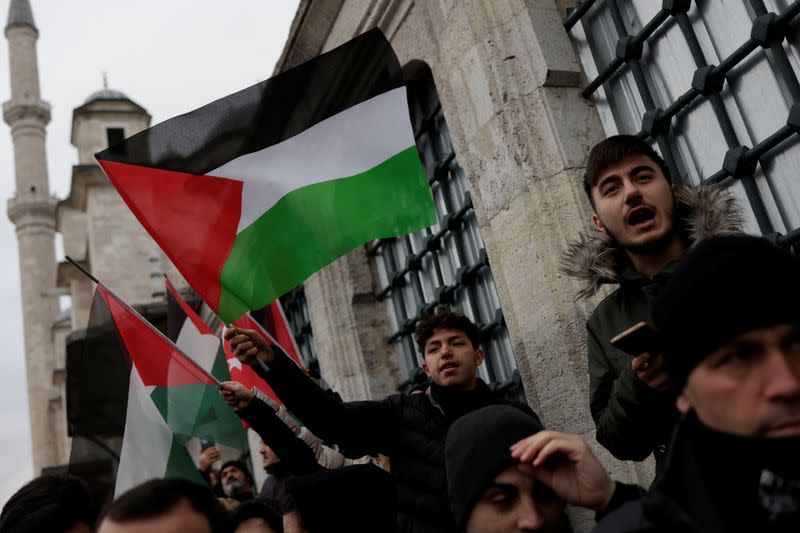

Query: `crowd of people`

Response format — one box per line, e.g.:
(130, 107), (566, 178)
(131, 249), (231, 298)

(1, 135), (799, 533)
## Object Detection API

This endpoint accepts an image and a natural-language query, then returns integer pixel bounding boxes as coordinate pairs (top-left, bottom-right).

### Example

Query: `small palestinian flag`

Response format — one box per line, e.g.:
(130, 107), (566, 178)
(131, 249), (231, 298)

(96, 285), (245, 496)
(224, 305), (304, 404)
(166, 277), (250, 441)
(166, 277), (230, 381)
(95, 28), (435, 323)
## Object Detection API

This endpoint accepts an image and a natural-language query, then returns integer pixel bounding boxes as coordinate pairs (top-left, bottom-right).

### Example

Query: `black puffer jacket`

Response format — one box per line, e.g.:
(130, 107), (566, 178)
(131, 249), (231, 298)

(254, 351), (536, 533)
(562, 184), (742, 470)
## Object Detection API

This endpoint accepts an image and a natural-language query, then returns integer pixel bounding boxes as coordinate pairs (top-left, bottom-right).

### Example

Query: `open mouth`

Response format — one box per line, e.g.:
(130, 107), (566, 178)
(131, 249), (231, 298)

(440, 362), (459, 372)
(626, 206), (656, 227)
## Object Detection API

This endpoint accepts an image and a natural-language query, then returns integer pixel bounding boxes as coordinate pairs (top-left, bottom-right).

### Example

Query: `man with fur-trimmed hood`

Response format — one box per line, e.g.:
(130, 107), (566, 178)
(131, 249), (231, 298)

(562, 135), (741, 472)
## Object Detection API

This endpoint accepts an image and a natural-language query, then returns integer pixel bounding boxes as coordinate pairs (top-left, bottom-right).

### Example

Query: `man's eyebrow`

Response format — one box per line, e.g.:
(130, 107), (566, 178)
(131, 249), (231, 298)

(486, 482), (516, 493)
(596, 174), (621, 187)
(629, 164), (655, 175)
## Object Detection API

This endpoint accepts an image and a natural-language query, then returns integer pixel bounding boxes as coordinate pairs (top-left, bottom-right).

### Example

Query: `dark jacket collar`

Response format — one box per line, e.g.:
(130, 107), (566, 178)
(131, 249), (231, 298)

(643, 413), (800, 532)
(426, 379), (496, 420)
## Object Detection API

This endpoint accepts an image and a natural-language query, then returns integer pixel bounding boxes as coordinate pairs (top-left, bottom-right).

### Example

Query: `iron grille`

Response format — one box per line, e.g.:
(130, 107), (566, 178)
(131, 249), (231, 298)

(280, 286), (318, 374)
(568, 0), (800, 250)
(370, 66), (524, 398)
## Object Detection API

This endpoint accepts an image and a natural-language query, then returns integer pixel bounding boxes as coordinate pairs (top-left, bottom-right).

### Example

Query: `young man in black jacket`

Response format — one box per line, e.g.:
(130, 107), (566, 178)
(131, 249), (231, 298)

(225, 308), (536, 533)
(562, 135), (741, 471)
(595, 236), (800, 532)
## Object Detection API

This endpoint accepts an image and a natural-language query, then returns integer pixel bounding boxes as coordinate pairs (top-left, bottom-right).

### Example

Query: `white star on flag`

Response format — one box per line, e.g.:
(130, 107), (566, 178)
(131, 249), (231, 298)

(227, 356), (242, 372)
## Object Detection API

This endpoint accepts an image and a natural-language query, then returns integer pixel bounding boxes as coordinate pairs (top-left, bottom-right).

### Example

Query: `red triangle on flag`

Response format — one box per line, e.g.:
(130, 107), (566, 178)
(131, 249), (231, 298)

(97, 159), (243, 316)
(97, 285), (217, 387)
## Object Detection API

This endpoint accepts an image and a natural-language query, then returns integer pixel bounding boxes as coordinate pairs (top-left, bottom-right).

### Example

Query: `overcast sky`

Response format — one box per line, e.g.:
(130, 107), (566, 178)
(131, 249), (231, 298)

(0, 0), (300, 506)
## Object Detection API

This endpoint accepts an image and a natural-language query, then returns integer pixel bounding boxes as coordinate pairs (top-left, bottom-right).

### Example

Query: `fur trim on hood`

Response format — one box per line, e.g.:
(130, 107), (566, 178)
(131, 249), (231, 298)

(561, 183), (743, 299)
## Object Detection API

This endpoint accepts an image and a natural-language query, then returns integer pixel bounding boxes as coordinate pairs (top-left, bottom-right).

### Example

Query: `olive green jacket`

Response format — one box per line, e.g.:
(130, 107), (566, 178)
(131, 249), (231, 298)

(563, 184), (742, 467)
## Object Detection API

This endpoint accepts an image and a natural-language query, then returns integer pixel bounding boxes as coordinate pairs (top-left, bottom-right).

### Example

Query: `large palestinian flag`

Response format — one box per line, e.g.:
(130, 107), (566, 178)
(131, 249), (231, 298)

(95, 28), (435, 323)
(95, 285), (245, 496)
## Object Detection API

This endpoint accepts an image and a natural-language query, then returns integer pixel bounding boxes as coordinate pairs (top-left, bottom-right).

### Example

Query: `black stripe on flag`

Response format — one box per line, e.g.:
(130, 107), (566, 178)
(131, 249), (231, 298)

(96, 28), (402, 175)
(166, 285), (189, 343)
(66, 289), (130, 503)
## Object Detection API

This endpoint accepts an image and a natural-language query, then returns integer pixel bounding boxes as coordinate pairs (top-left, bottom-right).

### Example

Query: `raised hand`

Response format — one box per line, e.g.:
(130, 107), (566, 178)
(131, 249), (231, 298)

(198, 445), (220, 473)
(631, 352), (669, 390)
(510, 430), (615, 512)
(224, 326), (276, 366)
(219, 381), (255, 410)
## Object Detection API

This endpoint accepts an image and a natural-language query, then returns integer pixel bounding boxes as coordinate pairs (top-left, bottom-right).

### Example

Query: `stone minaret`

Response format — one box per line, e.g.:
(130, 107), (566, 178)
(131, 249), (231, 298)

(4, 0), (59, 473)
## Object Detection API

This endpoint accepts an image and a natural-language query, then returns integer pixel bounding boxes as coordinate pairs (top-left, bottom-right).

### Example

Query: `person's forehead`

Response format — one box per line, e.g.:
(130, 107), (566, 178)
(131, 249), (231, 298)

(221, 465), (243, 476)
(427, 328), (467, 343)
(488, 464), (534, 489)
(702, 323), (796, 362)
(596, 153), (659, 182)
(98, 501), (211, 533)
(236, 517), (270, 532)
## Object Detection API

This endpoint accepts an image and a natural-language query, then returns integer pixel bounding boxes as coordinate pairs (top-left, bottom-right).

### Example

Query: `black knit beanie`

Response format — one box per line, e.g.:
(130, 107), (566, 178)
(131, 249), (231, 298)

(218, 459), (254, 486)
(285, 464), (397, 533)
(445, 405), (543, 530)
(653, 235), (800, 391)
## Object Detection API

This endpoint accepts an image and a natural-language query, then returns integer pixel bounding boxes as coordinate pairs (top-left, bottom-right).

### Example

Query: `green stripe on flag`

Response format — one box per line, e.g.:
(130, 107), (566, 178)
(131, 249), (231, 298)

(151, 383), (246, 450)
(218, 146), (434, 321)
(211, 344), (232, 382)
(164, 438), (206, 485)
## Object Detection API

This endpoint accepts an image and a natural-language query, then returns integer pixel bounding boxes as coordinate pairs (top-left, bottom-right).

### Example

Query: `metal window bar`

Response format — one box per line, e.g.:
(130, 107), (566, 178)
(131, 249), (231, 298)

(279, 286), (319, 373)
(567, 0), (800, 249)
(370, 71), (524, 399)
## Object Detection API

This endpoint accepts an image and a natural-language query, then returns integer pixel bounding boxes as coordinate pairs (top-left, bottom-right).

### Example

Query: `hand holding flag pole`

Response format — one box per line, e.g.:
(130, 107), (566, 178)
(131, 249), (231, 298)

(65, 255), (221, 386)
(223, 323), (292, 377)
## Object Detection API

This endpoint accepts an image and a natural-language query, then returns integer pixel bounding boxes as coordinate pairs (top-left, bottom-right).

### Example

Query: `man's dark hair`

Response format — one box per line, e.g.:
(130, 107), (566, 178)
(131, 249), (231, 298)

(284, 465), (396, 533)
(583, 135), (671, 203)
(0, 474), (96, 533)
(99, 478), (232, 532)
(280, 494), (305, 528)
(414, 307), (481, 355)
(231, 498), (282, 532)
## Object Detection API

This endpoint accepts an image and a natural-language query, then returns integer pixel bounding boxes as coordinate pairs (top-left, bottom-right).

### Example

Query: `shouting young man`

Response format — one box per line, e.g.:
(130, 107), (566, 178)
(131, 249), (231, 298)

(562, 135), (741, 471)
(225, 308), (536, 533)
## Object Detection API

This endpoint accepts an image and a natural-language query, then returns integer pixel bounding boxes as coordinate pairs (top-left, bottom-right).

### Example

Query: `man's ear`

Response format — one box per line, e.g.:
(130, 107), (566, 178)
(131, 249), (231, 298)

(671, 183), (681, 205)
(474, 348), (484, 367)
(422, 361), (431, 377)
(676, 392), (692, 414)
(592, 212), (607, 233)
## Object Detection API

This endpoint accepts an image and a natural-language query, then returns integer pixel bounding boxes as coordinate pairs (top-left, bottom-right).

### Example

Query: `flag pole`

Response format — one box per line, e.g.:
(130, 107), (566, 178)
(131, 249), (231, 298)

(65, 255), (100, 284)
(227, 315), (300, 375)
(65, 256), (222, 386)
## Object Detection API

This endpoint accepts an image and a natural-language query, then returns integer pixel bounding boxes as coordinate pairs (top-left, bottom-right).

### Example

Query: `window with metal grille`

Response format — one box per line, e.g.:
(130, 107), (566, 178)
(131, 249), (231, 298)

(566, 0), (800, 251)
(280, 286), (318, 374)
(370, 63), (523, 398)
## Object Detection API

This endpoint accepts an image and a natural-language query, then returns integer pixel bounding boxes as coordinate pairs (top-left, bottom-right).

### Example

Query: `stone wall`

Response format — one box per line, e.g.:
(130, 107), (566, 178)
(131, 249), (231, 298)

(280, 1), (655, 529)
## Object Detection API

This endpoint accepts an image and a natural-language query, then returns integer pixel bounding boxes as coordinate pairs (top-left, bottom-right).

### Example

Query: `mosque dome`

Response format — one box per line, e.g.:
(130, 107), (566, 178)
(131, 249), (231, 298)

(84, 87), (130, 104)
